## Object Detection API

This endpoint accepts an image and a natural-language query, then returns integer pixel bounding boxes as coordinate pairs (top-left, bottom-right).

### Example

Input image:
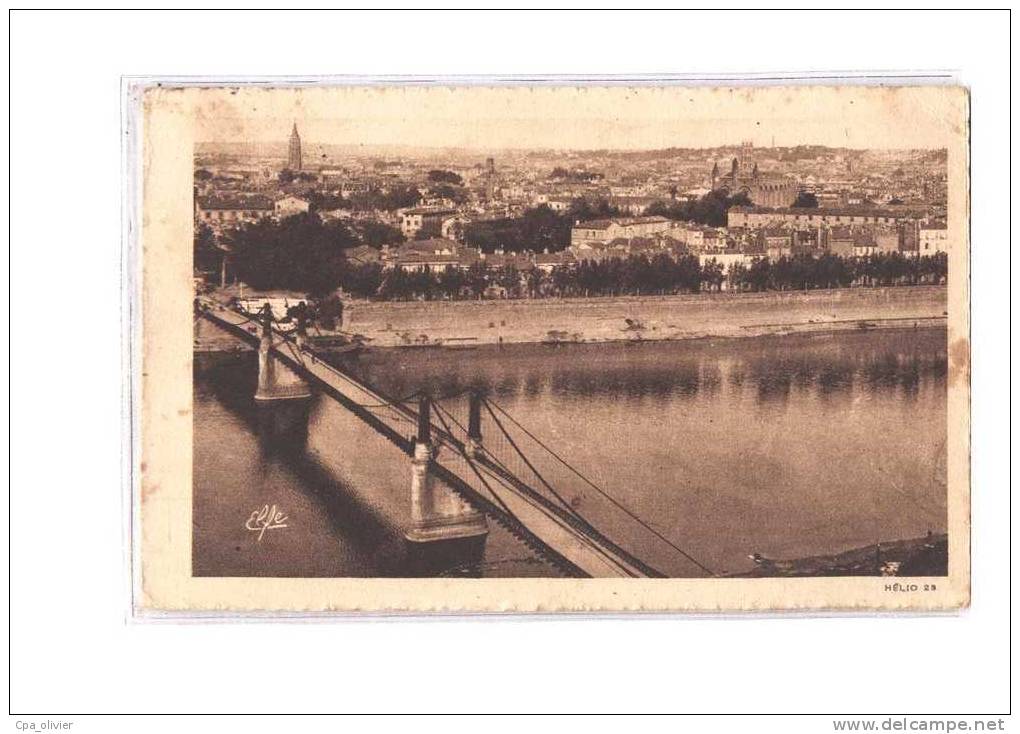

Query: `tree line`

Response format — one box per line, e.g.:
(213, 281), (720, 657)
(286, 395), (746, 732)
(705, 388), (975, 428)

(196, 213), (405, 294)
(645, 190), (752, 227)
(306, 185), (423, 212)
(336, 251), (947, 301)
(463, 200), (625, 253)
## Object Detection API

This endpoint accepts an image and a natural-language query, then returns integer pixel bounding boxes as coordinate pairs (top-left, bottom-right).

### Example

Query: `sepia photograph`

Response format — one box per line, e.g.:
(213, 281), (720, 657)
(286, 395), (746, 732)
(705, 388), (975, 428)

(12, 7), (1013, 727)
(138, 83), (969, 612)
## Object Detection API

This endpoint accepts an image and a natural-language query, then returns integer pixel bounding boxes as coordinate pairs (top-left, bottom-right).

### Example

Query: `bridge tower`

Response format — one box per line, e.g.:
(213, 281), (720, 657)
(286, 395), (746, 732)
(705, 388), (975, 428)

(254, 305), (312, 402)
(406, 394), (488, 544)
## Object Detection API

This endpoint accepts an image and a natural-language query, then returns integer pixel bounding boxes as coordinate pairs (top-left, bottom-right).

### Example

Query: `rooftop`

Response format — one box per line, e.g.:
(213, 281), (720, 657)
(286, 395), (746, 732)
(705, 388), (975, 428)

(402, 207), (458, 216)
(398, 238), (460, 254)
(574, 215), (671, 230)
(197, 194), (275, 211)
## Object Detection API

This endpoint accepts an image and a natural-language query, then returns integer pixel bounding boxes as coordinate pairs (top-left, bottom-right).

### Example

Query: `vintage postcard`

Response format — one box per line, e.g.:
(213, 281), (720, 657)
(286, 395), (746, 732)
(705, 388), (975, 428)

(131, 82), (969, 613)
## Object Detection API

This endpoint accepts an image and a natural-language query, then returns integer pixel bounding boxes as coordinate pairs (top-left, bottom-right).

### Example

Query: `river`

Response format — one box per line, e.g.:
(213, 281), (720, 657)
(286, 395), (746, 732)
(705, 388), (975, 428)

(193, 327), (947, 578)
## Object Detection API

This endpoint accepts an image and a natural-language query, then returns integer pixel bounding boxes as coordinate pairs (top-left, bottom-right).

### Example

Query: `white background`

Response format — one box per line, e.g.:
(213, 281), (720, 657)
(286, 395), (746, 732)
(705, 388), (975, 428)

(6, 9), (1014, 729)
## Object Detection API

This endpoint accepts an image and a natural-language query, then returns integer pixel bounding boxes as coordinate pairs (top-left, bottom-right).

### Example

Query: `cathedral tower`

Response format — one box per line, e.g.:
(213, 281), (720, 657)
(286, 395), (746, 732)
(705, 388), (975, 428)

(739, 140), (754, 168)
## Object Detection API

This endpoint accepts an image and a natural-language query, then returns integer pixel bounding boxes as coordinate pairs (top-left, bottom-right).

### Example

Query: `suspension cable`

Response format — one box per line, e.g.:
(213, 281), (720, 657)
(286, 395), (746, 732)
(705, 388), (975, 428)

(486, 397), (717, 577)
(429, 399), (526, 528)
(432, 398), (645, 577)
(482, 399), (583, 517)
(431, 400), (518, 481)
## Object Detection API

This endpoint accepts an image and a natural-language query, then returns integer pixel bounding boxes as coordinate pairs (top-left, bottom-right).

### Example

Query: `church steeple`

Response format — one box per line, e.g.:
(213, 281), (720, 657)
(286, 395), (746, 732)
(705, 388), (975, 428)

(287, 122), (302, 172)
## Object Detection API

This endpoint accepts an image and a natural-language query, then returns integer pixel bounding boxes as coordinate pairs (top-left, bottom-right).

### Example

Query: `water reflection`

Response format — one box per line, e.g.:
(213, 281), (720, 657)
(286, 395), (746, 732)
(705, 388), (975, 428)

(328, 328), (948, 575)
(332, 329), (947, 409)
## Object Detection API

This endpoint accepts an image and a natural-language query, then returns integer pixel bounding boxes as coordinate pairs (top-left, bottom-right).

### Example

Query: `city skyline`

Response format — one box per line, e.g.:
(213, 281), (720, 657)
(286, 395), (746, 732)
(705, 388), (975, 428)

(191, 86), (961, 151)
(196, 136), (946, 156)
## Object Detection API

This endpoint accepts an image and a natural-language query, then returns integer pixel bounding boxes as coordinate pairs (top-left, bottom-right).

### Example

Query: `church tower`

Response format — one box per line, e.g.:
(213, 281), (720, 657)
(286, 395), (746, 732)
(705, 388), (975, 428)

(711, 161), (719, 190)
(740, 140), (754, 168)
(287, 123), (302, 172)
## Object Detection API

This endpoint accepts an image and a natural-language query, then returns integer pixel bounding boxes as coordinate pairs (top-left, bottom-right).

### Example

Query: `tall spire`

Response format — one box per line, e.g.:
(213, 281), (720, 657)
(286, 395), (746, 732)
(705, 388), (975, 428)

(287, 122), (302, 172)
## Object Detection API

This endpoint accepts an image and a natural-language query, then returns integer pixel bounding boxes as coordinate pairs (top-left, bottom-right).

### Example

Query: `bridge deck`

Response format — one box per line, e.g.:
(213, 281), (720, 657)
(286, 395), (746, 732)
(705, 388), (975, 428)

(198, 301), (661, 578)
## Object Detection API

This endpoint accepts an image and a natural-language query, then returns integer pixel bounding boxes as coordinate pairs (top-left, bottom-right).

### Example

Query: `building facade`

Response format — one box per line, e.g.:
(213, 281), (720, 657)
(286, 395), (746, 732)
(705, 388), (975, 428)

(274, 195), (310, 218)
(400, 207), (458, 239)
(727, 206), (927, 230)
(919, 223), (949, 254)
(195, 194), (274, 230)
(384, 238), (476, 272)
(570, 216), (674, 249)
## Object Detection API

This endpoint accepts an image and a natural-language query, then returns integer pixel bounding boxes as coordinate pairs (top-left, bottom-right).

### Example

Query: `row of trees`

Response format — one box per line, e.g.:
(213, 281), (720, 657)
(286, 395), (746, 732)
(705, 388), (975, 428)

(335, 252), (948, 301)
(728, 252), (947, 292)
(427, 169), (463, 185)
(645, 189), (752, 227)
(791, 191), (819, 208)
(309, 181), (475, 212)
(463, 200), (625, 253)
(203, 213), (407, 295)
(300, 185), (421, 213)
(278, 169), (317, 184)
(221, 214), (360, 295)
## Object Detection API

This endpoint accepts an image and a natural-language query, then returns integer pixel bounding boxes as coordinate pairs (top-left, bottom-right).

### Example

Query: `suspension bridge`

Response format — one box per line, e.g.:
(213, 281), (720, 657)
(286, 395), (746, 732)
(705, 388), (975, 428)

(196, 297), (716, 579)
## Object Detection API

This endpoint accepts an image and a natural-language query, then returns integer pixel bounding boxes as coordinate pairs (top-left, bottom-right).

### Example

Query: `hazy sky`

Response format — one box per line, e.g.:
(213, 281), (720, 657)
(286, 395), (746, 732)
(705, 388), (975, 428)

(191, 85), (964, 151)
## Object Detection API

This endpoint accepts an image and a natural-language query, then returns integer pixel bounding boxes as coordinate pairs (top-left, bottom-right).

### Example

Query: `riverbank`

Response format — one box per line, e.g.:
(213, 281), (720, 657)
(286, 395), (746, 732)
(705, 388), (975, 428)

(730, 533), (948, 578)
(342, 286), (947, 349)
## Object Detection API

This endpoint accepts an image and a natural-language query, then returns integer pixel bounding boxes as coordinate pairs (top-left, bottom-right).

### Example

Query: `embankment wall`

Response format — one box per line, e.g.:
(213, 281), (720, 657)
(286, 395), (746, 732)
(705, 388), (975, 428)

(341, 286), (948, 347)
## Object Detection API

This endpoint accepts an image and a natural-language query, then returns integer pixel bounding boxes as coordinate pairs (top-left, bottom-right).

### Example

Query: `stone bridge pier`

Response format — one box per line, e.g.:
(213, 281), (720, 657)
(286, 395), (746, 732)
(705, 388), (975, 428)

(253, 306), (313, 447)
(406, 395), (489, 543)
(255, 306), (313, 402)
